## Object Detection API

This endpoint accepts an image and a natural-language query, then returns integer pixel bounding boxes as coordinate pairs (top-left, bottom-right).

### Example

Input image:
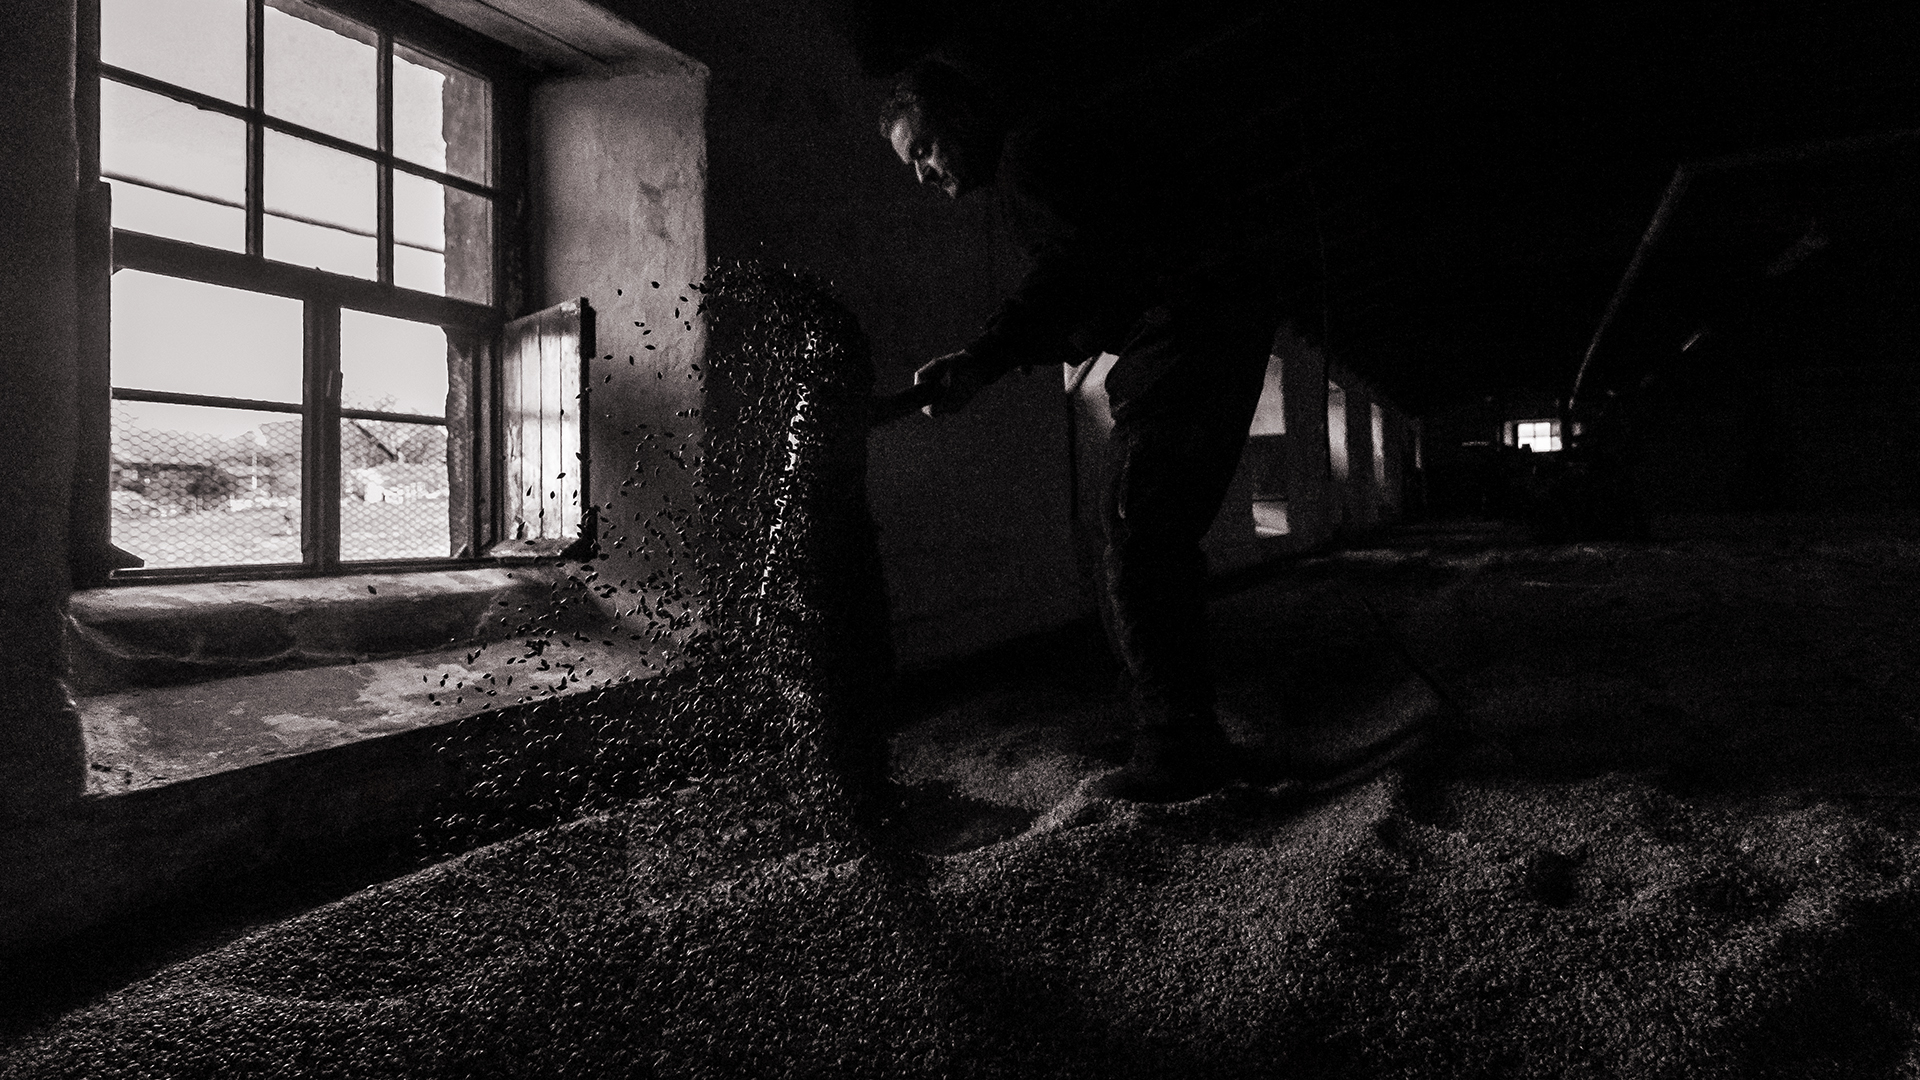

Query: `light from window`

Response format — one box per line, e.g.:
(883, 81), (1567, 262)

(1249, 354), (1286, 435)
(1516, 419), (1562, 452)
(1253, 499), (1289, 537)
(499, 302), (589, 549)
(1327, 381), (1348, 481)
(1371, 402), (1386, 486)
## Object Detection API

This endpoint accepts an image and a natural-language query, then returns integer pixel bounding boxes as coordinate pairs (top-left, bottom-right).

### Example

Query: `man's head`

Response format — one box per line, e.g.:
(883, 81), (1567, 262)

(879, 60), (1005, 199)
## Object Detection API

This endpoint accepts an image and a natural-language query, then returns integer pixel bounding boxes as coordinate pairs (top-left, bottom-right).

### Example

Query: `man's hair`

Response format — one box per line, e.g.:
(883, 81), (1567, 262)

(877, 58), (994, 138)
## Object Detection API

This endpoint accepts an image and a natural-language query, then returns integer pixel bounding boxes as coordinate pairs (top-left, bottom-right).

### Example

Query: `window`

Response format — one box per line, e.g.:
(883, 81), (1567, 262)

(1371, 402), (1387, 487)
(1248, 354), (1289, 536)
(91, 0), (536, 577)
(1327, 381), (1349, 482)
(1515, 420), (1563, 453)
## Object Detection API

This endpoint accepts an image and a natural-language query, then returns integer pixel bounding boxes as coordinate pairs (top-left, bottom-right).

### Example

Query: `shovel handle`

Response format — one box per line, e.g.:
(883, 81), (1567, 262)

(869, 381), (943, 427)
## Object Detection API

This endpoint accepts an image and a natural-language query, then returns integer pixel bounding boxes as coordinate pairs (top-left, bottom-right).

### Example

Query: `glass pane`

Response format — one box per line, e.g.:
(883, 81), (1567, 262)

(265, 132), (376, 278)
(395, 44), (491, 185)
(102, 0), (246, 104)
(111, 270), (304, 404)
(264, 0), (377, 146)
(341, 310), (449, 416)
(394, 245), (445, 297)
(392, 170), (443, 290)
(393, 172), (492, 301)
(101, 80), (246, 251)
(340, 418), (452, 561)
(112, 400), (303, 568)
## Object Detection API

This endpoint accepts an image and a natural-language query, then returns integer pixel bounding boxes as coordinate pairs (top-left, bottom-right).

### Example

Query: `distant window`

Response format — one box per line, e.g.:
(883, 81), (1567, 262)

(1327, 381), (1348, 481)
(1247, 355), (1289, 538)
(1253, 500), (1289, 537)
(1371, 403), (1386, 486)
(1249, 354), (1285, 435)
(1516, 420), (1562, 453)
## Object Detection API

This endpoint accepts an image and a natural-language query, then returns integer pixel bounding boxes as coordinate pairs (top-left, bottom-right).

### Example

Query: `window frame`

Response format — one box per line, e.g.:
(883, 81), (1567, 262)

(77, 0), (537, 585)
(1514, 419), (1563, 453)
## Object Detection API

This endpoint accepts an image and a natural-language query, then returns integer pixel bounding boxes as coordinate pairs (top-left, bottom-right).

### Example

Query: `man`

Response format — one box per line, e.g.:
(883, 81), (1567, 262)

(884, 46), (1299, 801)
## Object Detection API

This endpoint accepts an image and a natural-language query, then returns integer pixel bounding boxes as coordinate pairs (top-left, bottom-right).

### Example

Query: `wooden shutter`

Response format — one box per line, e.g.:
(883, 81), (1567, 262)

(491, 297), (594, 557)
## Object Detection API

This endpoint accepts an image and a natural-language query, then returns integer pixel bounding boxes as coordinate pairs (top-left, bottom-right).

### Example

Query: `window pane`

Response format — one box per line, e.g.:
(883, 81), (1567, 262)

(1371, 403), (1387, 485)
(392, 170), (443, 294)
(265, 132), (376, 278)
(111, 270), (304, 404)
(393, 172), (492, 301)
(395, 44), (491, 185)
(101, 80), (246, 251)
(102, 0), (246, 104)
(340, 418), (452, 561)
(112, 400), (303, 568)
(264, 0), (377, 147)
(1249, 354), (1286, 435)
(1327, 382), (1349, 481)
(341, 310), (449, 416)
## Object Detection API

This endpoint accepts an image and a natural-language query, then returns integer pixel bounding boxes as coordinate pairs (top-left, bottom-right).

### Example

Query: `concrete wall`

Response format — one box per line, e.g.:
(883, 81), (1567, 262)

(0, 0), (87, 823)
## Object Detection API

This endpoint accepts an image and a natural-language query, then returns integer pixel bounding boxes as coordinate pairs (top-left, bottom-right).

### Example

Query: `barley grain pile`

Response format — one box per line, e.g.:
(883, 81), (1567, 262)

(7, 264), (1920, 1077)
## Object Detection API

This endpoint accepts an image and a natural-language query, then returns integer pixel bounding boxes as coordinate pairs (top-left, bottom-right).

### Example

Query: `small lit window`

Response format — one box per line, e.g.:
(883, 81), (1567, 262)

(1249, 354), (1285, 435)
(1371, 403), (1386, 486)
(1515, 420), (1562, 453)
(1327, 381), (1348, 481)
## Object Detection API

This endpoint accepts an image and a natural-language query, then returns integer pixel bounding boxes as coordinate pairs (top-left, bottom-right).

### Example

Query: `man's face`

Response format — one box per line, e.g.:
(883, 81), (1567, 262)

(888, 107), (986, 200)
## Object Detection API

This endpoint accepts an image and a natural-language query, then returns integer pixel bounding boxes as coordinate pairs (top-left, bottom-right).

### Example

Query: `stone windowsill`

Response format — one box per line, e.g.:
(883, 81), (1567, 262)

(67, 566), (669, 796)
(79, 632), (654, 795)
(66, 566), (594, 696)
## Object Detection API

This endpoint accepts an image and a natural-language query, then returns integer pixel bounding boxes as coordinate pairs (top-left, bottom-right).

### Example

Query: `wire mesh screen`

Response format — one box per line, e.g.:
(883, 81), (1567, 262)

(111, 399), (304, 568)
(340, 417), (453, 561)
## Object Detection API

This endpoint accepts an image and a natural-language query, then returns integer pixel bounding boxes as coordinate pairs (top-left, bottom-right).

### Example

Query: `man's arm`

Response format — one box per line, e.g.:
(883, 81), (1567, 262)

(958, 118), (1157, 386)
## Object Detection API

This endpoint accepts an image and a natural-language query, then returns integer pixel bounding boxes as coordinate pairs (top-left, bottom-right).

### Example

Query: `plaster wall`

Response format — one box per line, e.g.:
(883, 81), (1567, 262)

(1, 0), (87, 822)
(531, 64), (709, 630)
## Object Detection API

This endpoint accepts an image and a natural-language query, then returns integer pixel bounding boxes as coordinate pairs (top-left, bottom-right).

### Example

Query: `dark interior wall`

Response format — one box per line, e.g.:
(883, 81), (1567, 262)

(595, 0), (1084, 664)
(0, 0), (87, 820)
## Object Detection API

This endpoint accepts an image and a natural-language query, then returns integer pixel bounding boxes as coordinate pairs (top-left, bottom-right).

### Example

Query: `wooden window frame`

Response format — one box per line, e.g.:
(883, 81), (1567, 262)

(75, 0), (544, 586)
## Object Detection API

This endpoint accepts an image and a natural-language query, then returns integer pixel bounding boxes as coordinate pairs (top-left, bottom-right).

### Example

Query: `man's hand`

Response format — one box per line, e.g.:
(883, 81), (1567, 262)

(913, 350), (988, 417)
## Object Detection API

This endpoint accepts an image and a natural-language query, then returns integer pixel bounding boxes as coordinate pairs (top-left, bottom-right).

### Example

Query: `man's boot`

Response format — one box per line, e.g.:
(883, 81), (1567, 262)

(1089, 719), (1241, 803)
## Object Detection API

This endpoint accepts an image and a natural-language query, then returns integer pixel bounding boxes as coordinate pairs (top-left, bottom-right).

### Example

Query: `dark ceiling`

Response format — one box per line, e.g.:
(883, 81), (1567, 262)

(631, 0), (1919, 414)
(1290, 2), (1919, 413)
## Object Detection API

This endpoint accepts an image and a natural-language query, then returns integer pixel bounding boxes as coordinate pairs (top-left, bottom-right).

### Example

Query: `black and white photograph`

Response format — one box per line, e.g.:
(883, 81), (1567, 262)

(3, 0), (1919, 1075)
